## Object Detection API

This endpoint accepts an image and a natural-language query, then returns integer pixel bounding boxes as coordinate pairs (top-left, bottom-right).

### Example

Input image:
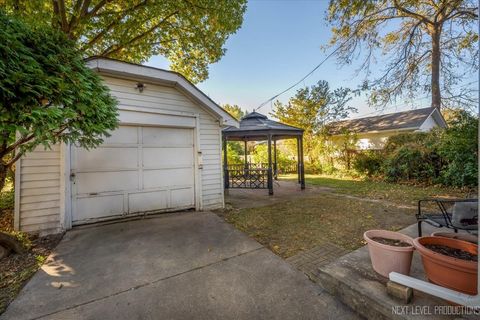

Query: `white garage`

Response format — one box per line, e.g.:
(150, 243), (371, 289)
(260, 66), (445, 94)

(14, 58), (238, 235)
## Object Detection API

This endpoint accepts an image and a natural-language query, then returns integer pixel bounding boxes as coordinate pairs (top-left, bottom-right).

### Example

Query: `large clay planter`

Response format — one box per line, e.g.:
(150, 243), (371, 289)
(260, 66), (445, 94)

(364, 230), (415, 278)
(413, 236), (478, 295)
(431, 231), (478, 244)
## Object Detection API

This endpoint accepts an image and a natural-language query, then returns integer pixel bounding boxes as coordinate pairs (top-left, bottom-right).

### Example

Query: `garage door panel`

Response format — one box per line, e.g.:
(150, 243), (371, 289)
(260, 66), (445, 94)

(143, 168), (194, 189)
(128, 190), (168, 213)
(103, 126), (138, 144)
(171, 188), (194, 207)
(142, 127), (193, 146)
(143, 148), (193, 167)
(72, 125), (195, 225)
(75, 194), (124, 221)
(77, 171), (138, 194)
(76, 147), (138, 170)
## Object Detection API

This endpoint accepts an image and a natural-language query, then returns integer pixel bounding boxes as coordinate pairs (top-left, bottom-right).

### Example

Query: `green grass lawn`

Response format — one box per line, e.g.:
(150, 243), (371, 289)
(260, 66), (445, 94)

(221, 174), (473, 259)
(281, 174), (472, 207)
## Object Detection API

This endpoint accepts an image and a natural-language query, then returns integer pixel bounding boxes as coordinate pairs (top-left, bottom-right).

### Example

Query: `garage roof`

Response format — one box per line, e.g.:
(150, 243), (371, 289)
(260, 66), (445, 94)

(86, 57), (239, 127)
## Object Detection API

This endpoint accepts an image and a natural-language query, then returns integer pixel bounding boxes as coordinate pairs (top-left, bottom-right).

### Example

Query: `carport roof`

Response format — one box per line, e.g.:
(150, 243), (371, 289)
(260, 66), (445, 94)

(222, 112), (303, 141)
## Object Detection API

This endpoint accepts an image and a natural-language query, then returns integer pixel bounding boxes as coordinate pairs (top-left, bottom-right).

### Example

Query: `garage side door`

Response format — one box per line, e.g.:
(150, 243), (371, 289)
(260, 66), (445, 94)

(71, 126), (195, 225)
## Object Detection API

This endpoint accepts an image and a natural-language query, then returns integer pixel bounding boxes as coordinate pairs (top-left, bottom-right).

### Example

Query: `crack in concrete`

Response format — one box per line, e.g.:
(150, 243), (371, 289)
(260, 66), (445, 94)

(32, 246), (265, 320)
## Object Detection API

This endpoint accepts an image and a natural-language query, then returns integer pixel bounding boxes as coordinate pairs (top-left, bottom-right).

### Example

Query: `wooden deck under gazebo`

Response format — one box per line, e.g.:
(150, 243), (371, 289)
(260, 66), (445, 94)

(222, 111), (305, 195)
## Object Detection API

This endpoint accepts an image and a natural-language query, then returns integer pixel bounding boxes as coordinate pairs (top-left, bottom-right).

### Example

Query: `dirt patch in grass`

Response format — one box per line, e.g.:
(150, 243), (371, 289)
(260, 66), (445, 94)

(0, 232), (63, 315)
(219, 193), (417, 259)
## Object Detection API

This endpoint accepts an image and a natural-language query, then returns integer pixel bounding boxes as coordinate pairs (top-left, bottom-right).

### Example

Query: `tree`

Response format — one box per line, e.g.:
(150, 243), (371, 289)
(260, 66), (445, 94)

(4, 0), (247, 83)
(222, 104), (247, 163)
(271, 80), (355, 164)
(223, 104), (246, 120)
(336, 129), (358, 171)
(326, 0), (478, 110)
(0, 11), (118, 191)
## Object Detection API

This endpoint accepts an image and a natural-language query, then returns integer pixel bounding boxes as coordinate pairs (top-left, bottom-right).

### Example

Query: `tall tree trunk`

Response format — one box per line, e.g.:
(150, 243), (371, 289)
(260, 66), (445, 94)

(430, 25), (442, 110)
(0, 161), (8, 192)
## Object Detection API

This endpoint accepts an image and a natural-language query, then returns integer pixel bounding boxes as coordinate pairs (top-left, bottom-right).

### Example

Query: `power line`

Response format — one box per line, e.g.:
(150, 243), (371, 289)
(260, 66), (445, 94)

(254, 45), (345, 112)
(253, 31), (479, 113)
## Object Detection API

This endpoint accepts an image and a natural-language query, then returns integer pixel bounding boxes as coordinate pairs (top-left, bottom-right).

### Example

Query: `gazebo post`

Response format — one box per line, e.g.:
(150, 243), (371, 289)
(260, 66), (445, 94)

(273, 139), (278, 180)
(267, 134), (273, 195)
(296, 137), (301, 184)
(223, 137), (229, 189)
(299, 135), (305, 190)
(244, 140), (248, 169)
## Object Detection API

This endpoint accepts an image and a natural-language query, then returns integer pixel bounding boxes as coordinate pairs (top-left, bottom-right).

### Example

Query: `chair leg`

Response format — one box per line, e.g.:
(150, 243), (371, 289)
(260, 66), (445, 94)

(417, 221), (423, 237)
(454, 228), (458, 233)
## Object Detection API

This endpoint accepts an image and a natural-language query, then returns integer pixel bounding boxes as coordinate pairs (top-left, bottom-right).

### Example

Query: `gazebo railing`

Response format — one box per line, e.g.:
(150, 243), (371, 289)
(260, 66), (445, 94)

(224, 166), (270, 189)
(226, 163), (269, 170)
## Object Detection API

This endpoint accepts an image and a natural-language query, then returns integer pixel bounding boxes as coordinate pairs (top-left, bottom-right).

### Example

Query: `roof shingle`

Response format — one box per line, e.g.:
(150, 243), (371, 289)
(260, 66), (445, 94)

(328, 107), (435, 135)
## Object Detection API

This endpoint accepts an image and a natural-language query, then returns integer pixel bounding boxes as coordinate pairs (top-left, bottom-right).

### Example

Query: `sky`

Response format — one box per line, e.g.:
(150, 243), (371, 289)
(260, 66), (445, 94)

(145, 0), (477, 119)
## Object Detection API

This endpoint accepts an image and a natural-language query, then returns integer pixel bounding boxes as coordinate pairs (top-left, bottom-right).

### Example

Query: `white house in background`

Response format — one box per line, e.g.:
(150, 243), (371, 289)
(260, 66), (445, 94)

(327, 107), (447, 150)
(14, 58), (238, 235)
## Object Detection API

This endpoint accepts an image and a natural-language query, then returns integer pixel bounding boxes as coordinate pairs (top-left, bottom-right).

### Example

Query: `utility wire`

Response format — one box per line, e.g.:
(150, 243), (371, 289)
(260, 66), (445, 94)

(254, 45), (346, 112)
(253, 30), (479, 113)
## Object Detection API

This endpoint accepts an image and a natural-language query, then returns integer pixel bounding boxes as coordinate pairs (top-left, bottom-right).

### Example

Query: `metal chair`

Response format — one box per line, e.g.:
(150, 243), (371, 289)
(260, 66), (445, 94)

(416, 198), (478, 237)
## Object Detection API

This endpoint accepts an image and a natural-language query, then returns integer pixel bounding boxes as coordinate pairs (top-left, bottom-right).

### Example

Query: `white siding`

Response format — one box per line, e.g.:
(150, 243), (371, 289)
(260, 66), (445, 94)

(419, 115), (437, 131)
(330, 130), (416, 151)
(102, 75), (224, 210)
(17, 144), (62, 234)
(16, 74), (225, 234)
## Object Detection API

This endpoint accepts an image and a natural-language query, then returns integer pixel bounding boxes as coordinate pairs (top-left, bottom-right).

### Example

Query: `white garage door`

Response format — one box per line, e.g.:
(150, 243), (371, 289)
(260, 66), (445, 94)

(71, 126), (195, 225)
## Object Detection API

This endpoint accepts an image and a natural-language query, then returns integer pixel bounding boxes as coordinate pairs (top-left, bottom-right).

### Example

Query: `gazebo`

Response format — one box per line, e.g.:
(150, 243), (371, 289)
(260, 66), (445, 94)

(222, 112), (305, 195)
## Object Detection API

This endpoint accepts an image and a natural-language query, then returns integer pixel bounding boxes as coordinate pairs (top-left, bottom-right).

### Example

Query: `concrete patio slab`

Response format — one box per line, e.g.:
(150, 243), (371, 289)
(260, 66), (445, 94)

(2, 211), (359, 320)
(316, 223), (478, 320)
(225, 180), (332, 209)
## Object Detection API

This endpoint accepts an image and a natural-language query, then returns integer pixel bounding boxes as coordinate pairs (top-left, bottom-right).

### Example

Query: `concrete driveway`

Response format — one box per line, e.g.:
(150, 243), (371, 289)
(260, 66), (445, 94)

(2, 212), (358, 320)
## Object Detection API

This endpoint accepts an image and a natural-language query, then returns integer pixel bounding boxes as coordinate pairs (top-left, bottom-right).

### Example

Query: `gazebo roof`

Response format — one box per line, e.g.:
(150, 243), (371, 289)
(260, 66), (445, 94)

(222, 112), (303, 141)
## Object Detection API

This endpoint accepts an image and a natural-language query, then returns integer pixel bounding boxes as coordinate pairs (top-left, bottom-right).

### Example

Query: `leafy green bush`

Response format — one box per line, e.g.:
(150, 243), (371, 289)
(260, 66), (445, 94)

(382, 144), (441, 183)
(353, 151), (383, 176)
(305, 162), (323, 174)
(0, 190), (14, 211)
(383, 131), (440, 153)
(346, 110), (478, 188)
(437, 112), (478, 187)
(374, 110), (477, 188)
(250, 144), (296, 169)
(0, 10), (118, 190)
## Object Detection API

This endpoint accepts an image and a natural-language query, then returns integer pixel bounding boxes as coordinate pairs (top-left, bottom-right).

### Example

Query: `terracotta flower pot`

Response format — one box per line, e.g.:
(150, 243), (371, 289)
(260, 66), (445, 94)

(413, 236), (478, 295)
(431, 231), (478, 244)
(364, 230), (415, 278)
